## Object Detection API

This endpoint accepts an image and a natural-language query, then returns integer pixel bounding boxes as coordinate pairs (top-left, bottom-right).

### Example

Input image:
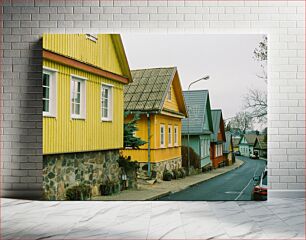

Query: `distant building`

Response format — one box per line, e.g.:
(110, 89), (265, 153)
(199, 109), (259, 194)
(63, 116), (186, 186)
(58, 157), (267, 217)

(210, 109), (226, 168)
(181, 90), (214, 169)
(232, 137), (241, 153)
(239, 134), (258, 157)
(254, 135), (267, 158)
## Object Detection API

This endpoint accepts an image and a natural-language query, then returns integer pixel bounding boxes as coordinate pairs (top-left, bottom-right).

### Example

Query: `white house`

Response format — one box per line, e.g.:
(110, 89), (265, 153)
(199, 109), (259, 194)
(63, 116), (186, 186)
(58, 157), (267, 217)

(238, 134), (257, 157)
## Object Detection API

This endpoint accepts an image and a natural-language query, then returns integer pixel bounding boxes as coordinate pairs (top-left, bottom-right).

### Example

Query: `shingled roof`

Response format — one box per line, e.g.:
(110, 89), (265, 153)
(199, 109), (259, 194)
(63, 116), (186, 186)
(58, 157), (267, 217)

(124, 67), (187, 116)
(210, 109), (226, 143)
(181, 90), (213, 135)
(254, 135), (267, 149)
(239, 134), (258, 145)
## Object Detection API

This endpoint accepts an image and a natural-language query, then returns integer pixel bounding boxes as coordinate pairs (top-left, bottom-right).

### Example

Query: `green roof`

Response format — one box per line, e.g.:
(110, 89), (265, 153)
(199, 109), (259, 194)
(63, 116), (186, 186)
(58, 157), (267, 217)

(211, 109), (224, 142)
(124, 67), (176, 112)
(239, 134), (258, 145)
(182, 90), (213, 135)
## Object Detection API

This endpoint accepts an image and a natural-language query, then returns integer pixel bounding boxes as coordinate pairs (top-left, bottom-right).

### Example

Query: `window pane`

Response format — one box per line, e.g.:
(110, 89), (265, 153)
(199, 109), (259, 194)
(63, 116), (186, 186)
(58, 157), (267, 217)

(76, 93), (81, 103)
(104, 88), (108, 99)
(43, 86), (49, 99)
(103, 108), (108, 118)
(43, 73), (50, 86)
(103, 99), (108, 109)
(75, 103), (80, 115)
(77, 81), (81, 92)
(43, 99), (49, 112)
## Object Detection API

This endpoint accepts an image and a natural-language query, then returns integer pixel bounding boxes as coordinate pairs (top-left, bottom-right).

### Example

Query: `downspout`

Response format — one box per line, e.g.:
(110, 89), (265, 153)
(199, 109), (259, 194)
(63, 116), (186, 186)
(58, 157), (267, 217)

(147, 113), (151, 177)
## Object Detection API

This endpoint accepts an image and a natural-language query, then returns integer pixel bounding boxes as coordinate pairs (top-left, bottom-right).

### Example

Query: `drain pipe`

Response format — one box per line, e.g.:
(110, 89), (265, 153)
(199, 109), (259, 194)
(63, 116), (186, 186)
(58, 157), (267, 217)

(147, 113), (151, 177)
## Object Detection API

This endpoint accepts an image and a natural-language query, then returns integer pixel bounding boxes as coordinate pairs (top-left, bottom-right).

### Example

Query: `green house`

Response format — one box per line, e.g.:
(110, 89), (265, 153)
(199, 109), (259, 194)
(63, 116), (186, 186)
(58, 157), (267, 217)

(182, 90), (214, 168)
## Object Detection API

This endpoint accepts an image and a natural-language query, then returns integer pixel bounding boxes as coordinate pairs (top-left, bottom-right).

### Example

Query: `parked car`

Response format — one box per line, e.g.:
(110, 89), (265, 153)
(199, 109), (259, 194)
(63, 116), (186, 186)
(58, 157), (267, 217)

(251, 167), (267, 200)
(250, 153), (259, 159)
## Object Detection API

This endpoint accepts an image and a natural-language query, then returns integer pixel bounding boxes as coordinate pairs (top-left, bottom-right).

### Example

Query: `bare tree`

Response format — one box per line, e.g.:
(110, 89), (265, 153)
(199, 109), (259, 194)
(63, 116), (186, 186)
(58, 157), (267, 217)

(228, 111), (254, 133)
(244, 36), (267, 123)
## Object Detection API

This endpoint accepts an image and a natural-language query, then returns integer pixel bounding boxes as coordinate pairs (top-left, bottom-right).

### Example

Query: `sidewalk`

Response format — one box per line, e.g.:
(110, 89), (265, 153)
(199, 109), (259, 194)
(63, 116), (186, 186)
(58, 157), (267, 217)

(92, 159), (244, 201)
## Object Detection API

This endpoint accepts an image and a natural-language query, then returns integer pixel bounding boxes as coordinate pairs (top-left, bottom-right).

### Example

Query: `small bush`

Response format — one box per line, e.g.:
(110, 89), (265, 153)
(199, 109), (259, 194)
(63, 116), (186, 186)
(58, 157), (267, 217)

(163, 170), (173, 181)
(172, 169), (180, 179)
(181, 146), (201, 169)
(66, 184), (91, 200)
(178, 168), (186, 178)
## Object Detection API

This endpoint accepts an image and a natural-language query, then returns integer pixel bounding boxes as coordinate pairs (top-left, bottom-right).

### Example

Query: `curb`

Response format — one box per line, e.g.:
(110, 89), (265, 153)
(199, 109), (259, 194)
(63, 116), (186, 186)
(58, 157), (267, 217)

(148, 159), (246, 200)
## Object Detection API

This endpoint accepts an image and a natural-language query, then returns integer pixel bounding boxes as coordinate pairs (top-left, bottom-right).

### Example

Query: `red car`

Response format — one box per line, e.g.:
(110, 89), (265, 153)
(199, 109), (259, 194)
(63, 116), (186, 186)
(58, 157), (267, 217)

(252, 167), (267, 200)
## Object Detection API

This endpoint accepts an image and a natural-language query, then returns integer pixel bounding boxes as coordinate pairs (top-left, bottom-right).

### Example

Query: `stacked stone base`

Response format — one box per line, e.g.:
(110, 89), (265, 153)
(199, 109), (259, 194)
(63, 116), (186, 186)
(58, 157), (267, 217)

(43, 150), (120, 200)
(138, 157), (182, 180)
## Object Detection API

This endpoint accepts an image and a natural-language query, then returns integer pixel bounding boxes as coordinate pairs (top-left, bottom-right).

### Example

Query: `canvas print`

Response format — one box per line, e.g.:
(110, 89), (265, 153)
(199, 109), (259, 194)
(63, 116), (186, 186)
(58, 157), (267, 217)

(42, 34), (267, 201)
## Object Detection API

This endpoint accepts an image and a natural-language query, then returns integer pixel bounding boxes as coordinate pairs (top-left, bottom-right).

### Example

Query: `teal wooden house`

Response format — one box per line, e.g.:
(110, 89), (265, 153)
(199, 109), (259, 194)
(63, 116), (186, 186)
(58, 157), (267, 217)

(182, 90), (214, 168)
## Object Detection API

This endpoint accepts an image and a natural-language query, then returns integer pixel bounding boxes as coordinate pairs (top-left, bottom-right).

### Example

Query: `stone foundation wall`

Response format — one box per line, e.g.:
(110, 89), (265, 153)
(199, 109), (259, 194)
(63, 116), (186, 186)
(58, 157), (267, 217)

(139, 157), (182, 179)
(43, 150), (120, 200)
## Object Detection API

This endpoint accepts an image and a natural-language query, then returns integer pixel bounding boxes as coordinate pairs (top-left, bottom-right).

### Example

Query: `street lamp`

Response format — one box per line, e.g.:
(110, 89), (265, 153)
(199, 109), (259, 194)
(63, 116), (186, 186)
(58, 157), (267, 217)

(187, 75), (210, 176)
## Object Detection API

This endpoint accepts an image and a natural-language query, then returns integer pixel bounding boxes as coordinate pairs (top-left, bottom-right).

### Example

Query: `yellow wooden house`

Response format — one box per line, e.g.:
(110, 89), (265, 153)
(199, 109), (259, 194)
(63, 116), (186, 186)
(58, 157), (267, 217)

(122, 67), (188, 179)
(42, 34), (132, 200)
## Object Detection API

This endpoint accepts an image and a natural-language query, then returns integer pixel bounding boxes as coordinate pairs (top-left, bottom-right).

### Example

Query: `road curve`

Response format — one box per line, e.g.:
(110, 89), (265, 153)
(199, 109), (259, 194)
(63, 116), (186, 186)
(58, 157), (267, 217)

(158, 156), (267, 201)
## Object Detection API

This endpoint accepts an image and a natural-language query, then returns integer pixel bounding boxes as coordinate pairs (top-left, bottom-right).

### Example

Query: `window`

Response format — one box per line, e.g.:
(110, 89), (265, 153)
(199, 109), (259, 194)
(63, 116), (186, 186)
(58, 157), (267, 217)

(71, 75), (86, 119)
(43, 68), (57, 117)
(101, 84), (113, 121)
(201, 139), (210, 158)
(167, 87), (171, 101)
(160, 124), (165, 147)
(215, 144), (223, 157)
(168, 125), (172, 147)
(174, 126), (178, 146)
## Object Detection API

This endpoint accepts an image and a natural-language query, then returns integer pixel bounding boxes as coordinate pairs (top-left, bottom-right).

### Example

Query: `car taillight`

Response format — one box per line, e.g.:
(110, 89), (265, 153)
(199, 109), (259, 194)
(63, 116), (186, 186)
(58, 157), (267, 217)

(254, 186), (267, 195)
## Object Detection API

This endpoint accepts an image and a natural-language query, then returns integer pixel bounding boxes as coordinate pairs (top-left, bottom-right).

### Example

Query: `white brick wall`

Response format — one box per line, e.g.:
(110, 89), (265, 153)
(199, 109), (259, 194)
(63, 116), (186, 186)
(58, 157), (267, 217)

(1, 0), (305, 198)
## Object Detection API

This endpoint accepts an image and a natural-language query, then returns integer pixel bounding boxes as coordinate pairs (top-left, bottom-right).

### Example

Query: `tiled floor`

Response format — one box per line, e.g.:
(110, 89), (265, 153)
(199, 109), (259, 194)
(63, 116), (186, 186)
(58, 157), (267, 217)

(1, 198), (305, 239)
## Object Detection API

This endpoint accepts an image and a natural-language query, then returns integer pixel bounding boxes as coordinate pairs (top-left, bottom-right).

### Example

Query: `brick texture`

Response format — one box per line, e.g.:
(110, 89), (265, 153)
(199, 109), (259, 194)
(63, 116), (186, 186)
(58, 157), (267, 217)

(1, 0), (305, 198)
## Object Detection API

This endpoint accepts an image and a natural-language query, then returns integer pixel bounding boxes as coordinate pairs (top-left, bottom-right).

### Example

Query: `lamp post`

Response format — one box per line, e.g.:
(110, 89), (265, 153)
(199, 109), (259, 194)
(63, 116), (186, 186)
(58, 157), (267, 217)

(187, 75), (210, 176)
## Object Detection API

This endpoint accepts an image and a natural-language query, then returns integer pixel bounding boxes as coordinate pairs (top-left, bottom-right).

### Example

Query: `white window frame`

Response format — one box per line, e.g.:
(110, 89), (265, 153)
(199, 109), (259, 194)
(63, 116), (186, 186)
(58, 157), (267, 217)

(215, 144), (223, 157)
(168, 125), (172, 147)
(174, 126), (178, 146)
(43, 67), (57, 117)
(70, 74), (86, 120)
(101, 84), (113, 121)
(160, 124), (165, 148)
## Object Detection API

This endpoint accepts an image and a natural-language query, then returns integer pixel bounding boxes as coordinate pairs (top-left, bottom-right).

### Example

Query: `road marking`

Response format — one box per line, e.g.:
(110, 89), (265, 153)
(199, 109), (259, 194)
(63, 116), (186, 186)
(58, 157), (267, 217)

(235, 161), (260, 200)
(225, 191), (240, 194)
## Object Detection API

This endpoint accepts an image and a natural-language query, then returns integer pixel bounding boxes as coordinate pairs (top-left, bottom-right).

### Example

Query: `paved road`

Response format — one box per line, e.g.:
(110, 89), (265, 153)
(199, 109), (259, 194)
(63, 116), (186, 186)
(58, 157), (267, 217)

(158, 156), (267, 201)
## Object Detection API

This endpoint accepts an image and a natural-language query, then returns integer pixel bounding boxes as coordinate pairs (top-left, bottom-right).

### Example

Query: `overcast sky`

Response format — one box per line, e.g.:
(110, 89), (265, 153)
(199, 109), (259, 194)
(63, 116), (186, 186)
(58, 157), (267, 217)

(121, 34), (267, 125)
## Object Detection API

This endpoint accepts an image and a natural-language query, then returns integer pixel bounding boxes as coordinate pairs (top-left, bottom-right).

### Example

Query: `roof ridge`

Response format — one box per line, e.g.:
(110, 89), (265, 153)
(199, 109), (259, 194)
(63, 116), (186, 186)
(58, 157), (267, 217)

(131, 66), (177, 71)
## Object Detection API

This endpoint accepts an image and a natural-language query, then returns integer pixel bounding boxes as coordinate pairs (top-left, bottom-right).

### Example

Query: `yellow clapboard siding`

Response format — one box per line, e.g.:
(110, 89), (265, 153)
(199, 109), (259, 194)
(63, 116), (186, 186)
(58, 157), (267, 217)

(43, 34), (123, 76)
(121, 147), (181, 163)
(122, 113), (182, 162)
(163, 83), (180, 112)
(43, 59), (124, 154)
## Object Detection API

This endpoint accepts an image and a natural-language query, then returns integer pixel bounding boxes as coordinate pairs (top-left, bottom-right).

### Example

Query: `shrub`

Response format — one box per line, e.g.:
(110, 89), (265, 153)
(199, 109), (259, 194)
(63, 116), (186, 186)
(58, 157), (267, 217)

(66, 184), (91, 200)
(181, 146), (201, 169)
(172, 169), (180, 179)
(163, 170), (173, 181)
(178, 168), (186, 178)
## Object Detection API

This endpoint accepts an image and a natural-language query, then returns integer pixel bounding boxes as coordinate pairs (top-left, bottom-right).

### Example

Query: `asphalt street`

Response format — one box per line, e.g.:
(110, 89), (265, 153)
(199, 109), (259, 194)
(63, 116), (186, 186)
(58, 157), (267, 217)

(158, 156), (267, 201)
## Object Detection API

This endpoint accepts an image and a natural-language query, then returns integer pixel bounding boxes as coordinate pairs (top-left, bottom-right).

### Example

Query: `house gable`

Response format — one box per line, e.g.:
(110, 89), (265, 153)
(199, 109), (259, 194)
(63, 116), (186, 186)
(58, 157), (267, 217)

(162, 71), (187, 117)
(43, 34), (132, 83)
